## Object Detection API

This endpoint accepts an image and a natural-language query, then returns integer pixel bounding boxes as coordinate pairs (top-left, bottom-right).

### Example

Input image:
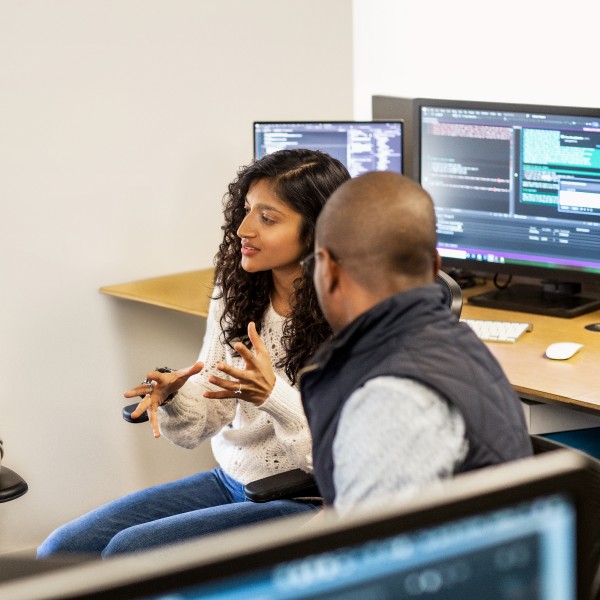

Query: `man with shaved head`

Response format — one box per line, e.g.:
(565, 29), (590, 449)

(300, 172), (531, 513)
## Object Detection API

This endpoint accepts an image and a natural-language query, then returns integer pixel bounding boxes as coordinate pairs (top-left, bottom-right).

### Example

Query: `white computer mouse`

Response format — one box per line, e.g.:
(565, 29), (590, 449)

(545, 342), (583, 360)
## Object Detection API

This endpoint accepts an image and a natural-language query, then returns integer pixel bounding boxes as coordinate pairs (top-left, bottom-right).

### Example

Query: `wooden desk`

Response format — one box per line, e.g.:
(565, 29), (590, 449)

(100, 269), (214, 317)
(461, 286), (600, 416)
(100, 270), (600, 420)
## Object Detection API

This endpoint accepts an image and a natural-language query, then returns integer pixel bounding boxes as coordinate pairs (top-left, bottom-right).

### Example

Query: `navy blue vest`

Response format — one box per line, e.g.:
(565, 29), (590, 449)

(300, 285), (532, 506)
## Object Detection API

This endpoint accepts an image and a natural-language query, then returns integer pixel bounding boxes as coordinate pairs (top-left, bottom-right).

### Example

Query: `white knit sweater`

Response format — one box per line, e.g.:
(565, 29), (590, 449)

(158, 295), (312, 484)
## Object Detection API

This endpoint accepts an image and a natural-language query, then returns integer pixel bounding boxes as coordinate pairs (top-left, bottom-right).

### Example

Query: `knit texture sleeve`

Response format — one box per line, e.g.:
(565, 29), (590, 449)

(258, 374), (313, 472)
(158, 295), (237, 448)
(332, 376), (468, 514)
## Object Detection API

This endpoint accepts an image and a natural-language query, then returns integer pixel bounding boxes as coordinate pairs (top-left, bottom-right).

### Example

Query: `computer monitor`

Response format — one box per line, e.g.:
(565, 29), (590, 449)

(1, 450), (594, 599)
(253, 121), (403, 177)
(372, 95), (417, 180)
(415, 98), (600, 317)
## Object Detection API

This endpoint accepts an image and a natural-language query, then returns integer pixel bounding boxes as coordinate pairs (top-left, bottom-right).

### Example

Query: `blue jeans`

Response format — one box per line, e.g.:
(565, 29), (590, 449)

(37, 467), (320, 558)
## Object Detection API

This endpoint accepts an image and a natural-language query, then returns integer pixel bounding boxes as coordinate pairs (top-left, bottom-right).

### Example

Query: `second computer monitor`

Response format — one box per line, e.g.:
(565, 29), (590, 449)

(415, 98), (600, 317)
(254, 121), (403, 177)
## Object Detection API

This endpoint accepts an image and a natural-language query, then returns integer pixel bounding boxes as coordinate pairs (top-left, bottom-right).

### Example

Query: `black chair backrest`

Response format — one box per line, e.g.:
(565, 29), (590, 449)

(436, 270), (463, 318)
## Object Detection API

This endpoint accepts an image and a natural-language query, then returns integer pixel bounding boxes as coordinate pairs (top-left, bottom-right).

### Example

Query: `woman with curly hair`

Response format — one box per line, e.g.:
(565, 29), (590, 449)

(37, 149), (350, 558)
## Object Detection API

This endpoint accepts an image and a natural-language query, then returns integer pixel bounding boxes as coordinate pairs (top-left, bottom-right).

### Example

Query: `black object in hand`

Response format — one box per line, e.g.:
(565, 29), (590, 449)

(122, 403), (149, 423)
(122, 367), (175, 424)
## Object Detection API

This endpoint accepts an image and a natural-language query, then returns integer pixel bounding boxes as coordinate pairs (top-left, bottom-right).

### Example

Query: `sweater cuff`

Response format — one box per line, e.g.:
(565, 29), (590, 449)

(159, 378), (201, 419)
(259, 375), (305, 429)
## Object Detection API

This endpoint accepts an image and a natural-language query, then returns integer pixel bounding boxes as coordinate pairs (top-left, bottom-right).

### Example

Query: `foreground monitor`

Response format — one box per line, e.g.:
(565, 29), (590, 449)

(254, 121), (403, 177)
(416, 98), (600, 317)
(1, 450), (594, 599)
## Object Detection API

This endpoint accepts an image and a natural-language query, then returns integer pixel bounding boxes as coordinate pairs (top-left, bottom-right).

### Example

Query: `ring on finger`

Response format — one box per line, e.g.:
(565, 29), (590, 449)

(234, 381), (242, 396)
(142, 378), (154, 395)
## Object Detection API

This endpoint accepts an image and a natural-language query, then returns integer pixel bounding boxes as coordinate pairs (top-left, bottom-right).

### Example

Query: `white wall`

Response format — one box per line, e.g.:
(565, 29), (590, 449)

(353, 0), (600, 119)
(0, 0), (353, 554)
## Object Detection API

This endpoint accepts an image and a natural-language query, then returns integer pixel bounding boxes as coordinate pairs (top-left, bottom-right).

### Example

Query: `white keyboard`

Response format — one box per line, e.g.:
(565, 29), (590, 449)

(461, 318), (533, 343)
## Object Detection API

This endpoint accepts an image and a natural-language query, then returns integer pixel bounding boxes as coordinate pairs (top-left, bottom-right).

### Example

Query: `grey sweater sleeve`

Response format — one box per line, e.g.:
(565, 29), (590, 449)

(332, 376), (468, 515)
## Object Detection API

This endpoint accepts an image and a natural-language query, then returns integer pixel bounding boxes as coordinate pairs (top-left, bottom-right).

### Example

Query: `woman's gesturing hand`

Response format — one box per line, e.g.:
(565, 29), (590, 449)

(124, 361), (204, 438)
(205, 322), (276, 406)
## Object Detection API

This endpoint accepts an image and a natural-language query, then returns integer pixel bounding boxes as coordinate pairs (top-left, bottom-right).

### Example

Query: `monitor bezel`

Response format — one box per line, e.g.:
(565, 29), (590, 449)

(414, 97), (600, 287)
(253, 120), (404, 176)
(1, 450), (594, 599)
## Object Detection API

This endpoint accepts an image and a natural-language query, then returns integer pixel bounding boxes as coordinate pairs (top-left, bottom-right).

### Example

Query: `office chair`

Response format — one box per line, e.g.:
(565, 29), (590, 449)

(436, 269), (463, 319)
(0, 439), (28, 503)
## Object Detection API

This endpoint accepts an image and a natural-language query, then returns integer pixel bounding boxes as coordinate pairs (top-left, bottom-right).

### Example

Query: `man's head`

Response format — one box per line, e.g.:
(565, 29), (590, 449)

(312, 171), (440, 332)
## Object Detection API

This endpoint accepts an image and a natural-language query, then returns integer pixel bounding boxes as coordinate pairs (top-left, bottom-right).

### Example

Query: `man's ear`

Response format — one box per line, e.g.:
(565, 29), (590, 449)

(321, 249), (341, 294)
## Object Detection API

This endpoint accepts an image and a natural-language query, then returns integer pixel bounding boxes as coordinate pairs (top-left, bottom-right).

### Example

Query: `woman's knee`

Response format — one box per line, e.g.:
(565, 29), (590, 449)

(101, 529), (136, 557)
(37, 523), (83, 558)
(36, 532), (62, 559)
(101, 524), (160, 557)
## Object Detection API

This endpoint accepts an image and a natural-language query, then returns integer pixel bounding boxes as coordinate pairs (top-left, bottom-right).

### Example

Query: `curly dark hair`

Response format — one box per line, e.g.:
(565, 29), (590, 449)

(213, 148), (351, 385)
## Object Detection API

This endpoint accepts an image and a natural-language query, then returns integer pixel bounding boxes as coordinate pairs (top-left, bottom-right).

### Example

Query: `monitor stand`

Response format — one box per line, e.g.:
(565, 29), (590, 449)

(468, 282), (600, 318)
